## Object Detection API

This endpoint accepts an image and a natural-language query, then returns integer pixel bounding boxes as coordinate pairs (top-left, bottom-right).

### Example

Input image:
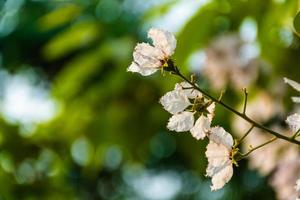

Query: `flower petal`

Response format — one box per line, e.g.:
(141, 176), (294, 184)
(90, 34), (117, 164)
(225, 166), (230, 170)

(129, 43), (164, 76)
(208, 126), (234, 150)
(127, 62), (159, 76)
(284, 77), (300, 92)
(134, 42), (164, 60)
(190, 115), (211, 140)
(286, 113), (300, 132)
(160, 90), (190, 114)
(210, 163), (233, 191)
(205, 141), (233, 191)
(292, 96), (300, 103)
(133, 44), (162, 68)
(207, 102), (216, 120)
(175, 82), (202, 99)
(148, 28), (177, 56)
(167, 111), (194, 132)
(127, 62), (140, 73)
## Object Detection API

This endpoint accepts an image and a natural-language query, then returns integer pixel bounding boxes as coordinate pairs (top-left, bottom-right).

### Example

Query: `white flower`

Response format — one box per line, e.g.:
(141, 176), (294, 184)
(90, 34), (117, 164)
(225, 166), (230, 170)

(190, 115), (211, 140)
(286, 113), (300, 132)
(164, 100), (214, 138)
(167, 111), (194, 132)
(127, 28), (176, 76)
(284, 77), (300, 103)
(206, 126), (234, 191)
(161, 82), (214, 139)
(164, 101), (215, 138)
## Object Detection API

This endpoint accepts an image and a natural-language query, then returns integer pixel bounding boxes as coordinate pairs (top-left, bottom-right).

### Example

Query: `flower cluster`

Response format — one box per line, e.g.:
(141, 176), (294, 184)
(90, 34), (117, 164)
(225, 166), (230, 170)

(127, 28), (300, 196)
(128, 28), (236, 190)
(160, 82), (215, 140)
(160, 81), (235, 190)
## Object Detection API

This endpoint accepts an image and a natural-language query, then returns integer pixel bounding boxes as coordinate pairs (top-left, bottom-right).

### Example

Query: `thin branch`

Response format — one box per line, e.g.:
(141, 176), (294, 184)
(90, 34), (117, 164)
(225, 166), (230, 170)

(241, 137), (277, 158)
(173, 68), (300, 145)
(182, 86), (194, 90)
(238, 125), (254, 144)
(242, 88), (248, 115)
(291, 128), (300, 139)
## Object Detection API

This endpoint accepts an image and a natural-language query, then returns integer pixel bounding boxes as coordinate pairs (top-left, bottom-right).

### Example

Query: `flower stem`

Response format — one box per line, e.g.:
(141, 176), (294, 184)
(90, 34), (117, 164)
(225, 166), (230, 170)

(173, 69), (300, 145)
(238, 125), (254, 144)
(241, 137), (277, 158)
(242, 88), (248, 115)
(291, 128), (300, 139)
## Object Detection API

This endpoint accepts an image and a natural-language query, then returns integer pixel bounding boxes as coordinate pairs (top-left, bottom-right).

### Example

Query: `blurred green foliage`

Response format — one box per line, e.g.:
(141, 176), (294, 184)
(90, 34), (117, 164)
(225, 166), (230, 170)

(0, 0), (299, 199)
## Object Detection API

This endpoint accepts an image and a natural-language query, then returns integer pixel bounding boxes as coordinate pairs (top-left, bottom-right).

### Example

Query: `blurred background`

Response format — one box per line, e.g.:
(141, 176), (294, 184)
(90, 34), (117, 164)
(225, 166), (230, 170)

(0, 0), (299, 199)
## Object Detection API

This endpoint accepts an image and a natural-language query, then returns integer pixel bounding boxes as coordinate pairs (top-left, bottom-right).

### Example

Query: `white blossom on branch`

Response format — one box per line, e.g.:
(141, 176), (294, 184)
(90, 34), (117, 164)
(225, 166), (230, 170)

(205, 126), (234, 191)
(160, 82), (215, 140)
(127, 28), (176, 76)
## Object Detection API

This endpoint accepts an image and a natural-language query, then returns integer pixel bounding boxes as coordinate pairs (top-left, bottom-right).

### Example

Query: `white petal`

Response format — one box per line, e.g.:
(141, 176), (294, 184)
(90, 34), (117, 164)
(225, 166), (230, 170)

(284, 77), (300, 92)
(292, 96), (300, 103)
(160, 90), (190, 114)
(190, 115), (211, 140)
(210, 163), (233, 191)
(175, 82), (202, 99)
(127, 62), (140, 73)
(127, 62), (159, 76)
(167, 111), (194, 132)
(206, 142), (231, 171)
(130, 43), (163, 76)
(207, 102), (216, 120)
(148, 28), (177, 56)
(205, 141), (233, 191)
(133, 44), (162, 69)
(134, 42), (164, 60)
(286, 113), (300, 132)
(208, 126), (233, 150)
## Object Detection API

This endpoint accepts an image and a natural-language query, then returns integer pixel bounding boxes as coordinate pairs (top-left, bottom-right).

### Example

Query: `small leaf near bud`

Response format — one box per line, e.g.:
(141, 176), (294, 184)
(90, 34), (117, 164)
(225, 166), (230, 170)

(191, 74), (197, 83)
(192, 97), (213, 116)
(163, 59), (176, 72)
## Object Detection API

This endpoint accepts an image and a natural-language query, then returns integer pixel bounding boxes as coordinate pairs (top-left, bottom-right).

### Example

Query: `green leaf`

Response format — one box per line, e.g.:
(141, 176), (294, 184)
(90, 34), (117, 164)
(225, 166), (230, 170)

(38, 4), (82, 31)
(43, 20), (101, 60)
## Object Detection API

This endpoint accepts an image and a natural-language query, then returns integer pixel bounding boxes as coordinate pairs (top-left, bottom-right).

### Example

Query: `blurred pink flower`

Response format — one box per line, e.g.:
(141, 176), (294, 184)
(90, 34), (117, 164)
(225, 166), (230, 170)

(203, 34), (258, 90)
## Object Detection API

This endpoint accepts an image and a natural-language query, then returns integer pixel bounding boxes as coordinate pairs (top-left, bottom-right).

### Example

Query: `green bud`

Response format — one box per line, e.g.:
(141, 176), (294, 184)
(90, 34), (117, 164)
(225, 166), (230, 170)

(192, 97), (213, 115)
